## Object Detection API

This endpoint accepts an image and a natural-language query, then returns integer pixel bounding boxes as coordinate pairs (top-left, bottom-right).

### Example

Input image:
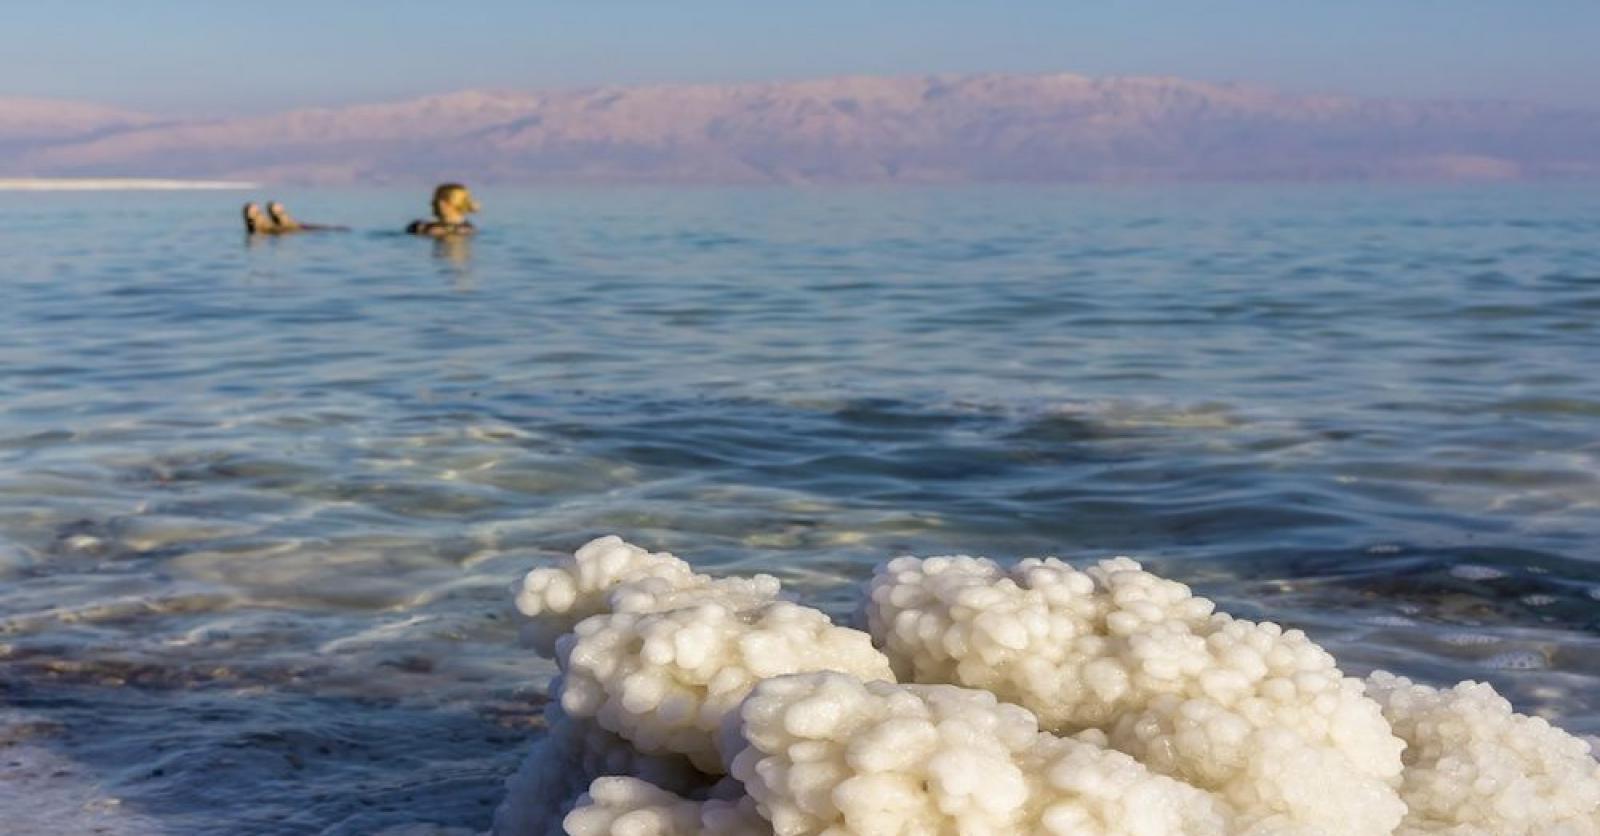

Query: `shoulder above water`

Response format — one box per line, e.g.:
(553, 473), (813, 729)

(406, 220), (477, 237)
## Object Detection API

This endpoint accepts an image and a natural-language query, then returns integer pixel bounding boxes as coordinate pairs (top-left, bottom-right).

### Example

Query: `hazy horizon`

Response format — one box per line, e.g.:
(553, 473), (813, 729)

(5, 1), (1600, 116)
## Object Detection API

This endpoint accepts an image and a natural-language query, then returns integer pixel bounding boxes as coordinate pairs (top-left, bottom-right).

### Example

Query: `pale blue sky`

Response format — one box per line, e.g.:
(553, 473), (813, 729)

(7, 0), (1598, 114)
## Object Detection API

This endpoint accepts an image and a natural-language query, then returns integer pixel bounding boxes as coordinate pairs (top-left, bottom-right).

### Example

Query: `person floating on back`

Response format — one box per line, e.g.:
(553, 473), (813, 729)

(242, 202), (275, 234)
(407, 183), (479, 237)
(242, 200), (344, 234)
(266, 201), (346, 232)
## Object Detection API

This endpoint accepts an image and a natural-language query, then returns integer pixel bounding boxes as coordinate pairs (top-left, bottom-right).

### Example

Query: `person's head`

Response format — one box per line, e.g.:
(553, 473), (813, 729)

(266, 201), (291, 224)
(430, 183), (479, 223)
(243, 202), (266, 233)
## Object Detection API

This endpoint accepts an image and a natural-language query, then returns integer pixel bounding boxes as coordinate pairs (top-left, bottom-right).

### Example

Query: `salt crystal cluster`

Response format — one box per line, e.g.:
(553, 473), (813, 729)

(515, 535), (780, 654)
(495, 536), (1600, 836)
(556, 592), (894, 771)
(500, 535), (893, 824)
(491, 703), (710, 836)
(863, 555), (1213, 726)
(1367, 671), (1600, 835)
(863, 554), (1407, 833)
(516, 534), (889, 771)
(563, 777), (769, 836)
(726, 671), (1227, 835)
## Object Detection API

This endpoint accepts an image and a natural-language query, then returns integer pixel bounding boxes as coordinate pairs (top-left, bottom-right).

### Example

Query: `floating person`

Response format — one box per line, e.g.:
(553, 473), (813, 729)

(265, 201), (346, 232)
(406, 183), (480, 237)
(242, 202), (275, 234)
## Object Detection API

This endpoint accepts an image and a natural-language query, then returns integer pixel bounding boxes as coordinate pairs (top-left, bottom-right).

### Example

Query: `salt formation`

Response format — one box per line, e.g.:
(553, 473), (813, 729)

(1367, 672), (1600, 835)
(863, 555), (1407, 833)
(496, 536), (1600, 836)
(490, 704), (711, 836)
(563, 777), (769, 836)
(555, 590), (894, 771)
(725, 671), (1227, 835)
(515, 536), (781, 654)
(518, 534), (890, 770)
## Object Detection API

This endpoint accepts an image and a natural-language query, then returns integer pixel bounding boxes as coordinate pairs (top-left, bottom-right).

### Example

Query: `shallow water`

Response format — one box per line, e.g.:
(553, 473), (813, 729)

(2, 184), (1599, 833)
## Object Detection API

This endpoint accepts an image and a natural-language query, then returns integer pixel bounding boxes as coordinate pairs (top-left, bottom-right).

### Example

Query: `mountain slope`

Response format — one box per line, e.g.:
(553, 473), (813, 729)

(4, 75), (1598, 184)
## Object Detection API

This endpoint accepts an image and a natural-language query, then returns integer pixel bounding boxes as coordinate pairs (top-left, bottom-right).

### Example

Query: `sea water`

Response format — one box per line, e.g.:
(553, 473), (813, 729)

(2, 184), (1598, 833)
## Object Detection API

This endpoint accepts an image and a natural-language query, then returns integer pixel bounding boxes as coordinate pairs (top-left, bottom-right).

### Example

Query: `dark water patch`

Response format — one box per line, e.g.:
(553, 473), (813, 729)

(1491, 397), (1600, 417)
(1209, 544), (1600, 631)
(2, 679), (535, 835)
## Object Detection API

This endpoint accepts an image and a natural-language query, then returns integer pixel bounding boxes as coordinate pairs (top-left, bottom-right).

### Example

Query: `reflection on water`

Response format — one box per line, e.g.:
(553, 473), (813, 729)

(433, 236), (474, 288)
(2, 184), (1600, 832)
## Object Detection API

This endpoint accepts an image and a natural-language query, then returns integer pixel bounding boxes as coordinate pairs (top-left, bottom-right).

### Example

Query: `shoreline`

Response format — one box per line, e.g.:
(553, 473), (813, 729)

(0, 178), (259, 191)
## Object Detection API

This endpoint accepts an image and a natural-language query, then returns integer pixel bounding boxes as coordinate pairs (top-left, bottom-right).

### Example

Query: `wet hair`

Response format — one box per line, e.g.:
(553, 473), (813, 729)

(264, 201), (303, 231)
(431, 183), (479, 217)
(433, 183), (473, 204)
(242, 202), (267, 233)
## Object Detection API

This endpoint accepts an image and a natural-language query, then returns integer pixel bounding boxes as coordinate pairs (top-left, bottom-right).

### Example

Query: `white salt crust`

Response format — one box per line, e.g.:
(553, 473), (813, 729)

(491, 703), (712, 836)
(556, 595), (895, 772)
(1367, 671), (1600, 836)
(863, 554), (1408, 833)
(514, 535), (781, 655)
(494, 537), (1600, 836)
(725, 671), (1228, 835)
(516, 535), (893, 775)
(563, 777), (770, 836)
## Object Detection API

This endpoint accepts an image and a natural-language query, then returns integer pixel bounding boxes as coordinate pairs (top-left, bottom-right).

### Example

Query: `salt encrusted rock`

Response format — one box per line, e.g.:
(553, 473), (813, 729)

(506, 538), (1600, 836)
(491, 704), (712, 836)
(519, 536), (895, 774)
(516, 536), (780, 654)
(557, 597), (895, 773)
(724, 671), (1229, 836)
(516, 537), (694, 620)
(1368, 671), (1600, 836)
(563, 777), (771, 836)
(862, 555), (1215, 727)
(863, 554), (1406, 834)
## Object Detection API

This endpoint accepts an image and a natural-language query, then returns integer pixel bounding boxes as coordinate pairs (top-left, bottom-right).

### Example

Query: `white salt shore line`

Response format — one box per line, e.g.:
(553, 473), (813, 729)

(0, 178), (259, 191)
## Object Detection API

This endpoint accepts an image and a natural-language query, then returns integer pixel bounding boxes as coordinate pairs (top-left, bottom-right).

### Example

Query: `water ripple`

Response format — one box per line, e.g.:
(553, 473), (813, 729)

(3, 184), (1600, 831)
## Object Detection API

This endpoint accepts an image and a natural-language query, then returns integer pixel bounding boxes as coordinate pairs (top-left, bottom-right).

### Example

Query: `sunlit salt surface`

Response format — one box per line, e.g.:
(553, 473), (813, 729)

(2, 184), (1600, 833)
(500, 536), (1600, 834)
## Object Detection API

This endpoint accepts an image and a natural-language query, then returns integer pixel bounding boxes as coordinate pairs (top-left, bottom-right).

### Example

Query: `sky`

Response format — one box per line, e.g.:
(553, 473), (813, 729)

(6, 0), (1599, 115)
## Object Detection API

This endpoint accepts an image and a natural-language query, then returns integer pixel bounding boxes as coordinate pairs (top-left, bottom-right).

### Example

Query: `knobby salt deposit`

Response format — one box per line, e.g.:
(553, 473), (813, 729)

(494, 536), (1600, 835)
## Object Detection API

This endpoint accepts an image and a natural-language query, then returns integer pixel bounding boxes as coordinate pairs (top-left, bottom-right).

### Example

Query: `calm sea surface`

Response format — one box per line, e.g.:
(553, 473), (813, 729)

(2, 185), (1599, 833)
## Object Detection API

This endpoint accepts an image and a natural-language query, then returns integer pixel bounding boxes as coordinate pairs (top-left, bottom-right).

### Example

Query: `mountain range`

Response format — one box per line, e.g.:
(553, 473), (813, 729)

(5, 74), (1600, 184)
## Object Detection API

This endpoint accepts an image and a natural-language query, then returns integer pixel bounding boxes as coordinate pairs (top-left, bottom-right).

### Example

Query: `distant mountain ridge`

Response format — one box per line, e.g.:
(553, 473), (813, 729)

(5, 74), (1600, 184)
(0, 97), (153, 141)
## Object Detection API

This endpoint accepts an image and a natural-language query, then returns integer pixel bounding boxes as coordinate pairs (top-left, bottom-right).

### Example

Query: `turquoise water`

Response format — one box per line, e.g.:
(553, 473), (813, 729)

(3, 184), (1599, 833)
